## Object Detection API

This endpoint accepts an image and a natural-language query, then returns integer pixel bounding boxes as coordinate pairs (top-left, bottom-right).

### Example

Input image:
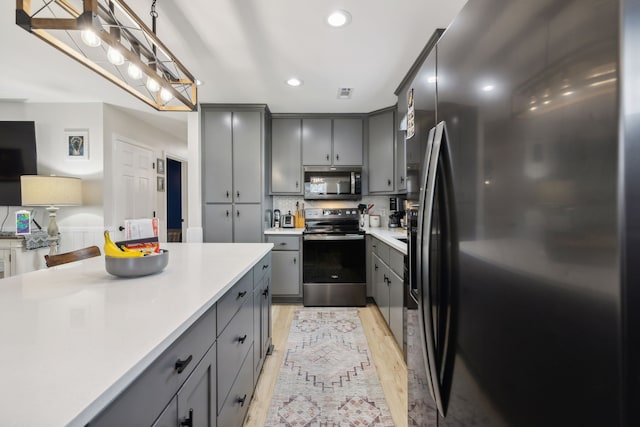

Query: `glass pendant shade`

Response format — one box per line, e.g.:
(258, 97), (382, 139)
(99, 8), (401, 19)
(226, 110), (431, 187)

(160, 88), (173, 102)
(80, 29), (101, 47)
(146, 77), (160, 93)
(127, 63), (143, 80)
(107, 46), (125, 65)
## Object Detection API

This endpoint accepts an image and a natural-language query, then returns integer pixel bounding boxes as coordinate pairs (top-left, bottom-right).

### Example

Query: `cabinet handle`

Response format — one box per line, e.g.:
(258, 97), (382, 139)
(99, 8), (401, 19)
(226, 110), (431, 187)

(336, 153), (340, 161)
(226, 190), (229, 198)
(238, 290), (247, 298)
(180, 408), (194, 427)
(238, 394), (248, 407)
(400, 176), (405, 184)
(236, 190), (240, 198)
(296, 181), (299, 188)
(374, 263), (378, 271)
(263, 287), (269, 297)
(118, 225), (125, 231)
(262, 263), (270, 269)
(326, 154), (330, 161)
(238, 334), (248, 344)
(293, 257), (297, 264)
(175, 355), (193, 374)
(279, 242), (287, 246)
(226, 210), (229, 217)
(237, 210), (240, 217)
(387, 179), (392, 186)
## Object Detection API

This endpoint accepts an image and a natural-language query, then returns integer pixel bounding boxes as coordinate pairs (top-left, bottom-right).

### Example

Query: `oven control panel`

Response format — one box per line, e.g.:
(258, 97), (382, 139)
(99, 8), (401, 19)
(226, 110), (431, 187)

(305, 208), (359, 219)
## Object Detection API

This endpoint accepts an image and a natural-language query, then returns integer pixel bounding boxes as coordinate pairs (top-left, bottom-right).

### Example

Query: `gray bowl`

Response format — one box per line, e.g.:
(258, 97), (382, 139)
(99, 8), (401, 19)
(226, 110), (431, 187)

(105, 250), (169, 278)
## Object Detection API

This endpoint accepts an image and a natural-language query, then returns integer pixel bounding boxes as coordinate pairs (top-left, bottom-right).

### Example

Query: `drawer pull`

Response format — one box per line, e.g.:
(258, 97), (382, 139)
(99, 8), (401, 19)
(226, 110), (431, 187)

(279, 242), (287, 246)
(238, 394), (248, 407)
(180, 409), (193, 427)
(262, 264), (270, 269)
(175, 355), (193, 374)
(238, 334), (248, 344)
(262, 287), (269, 297)
(238, 291), (247, 298)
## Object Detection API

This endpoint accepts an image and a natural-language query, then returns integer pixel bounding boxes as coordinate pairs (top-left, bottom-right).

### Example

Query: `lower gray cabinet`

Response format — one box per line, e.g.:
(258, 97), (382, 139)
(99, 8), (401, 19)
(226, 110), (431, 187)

(266, 235), (302, 300)
(253, 254), (272, 383)
(152, 397), (177, 427)
(176, 342), (217, 427)
(372, 253), (390, 325)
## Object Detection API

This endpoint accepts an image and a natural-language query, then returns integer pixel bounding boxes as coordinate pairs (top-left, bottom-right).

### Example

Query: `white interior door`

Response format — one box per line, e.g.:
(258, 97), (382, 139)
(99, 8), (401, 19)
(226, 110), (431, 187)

(113, 139), (155, 240)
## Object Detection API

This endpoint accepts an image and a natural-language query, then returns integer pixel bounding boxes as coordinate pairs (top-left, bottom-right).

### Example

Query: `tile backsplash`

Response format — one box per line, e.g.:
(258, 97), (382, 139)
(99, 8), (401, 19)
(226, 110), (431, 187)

(273, 195), (392, 226)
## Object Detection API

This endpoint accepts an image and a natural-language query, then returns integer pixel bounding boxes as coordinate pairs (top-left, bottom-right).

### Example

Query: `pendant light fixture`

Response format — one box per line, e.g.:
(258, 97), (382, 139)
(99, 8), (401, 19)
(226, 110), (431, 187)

(16, 0), (198, 112)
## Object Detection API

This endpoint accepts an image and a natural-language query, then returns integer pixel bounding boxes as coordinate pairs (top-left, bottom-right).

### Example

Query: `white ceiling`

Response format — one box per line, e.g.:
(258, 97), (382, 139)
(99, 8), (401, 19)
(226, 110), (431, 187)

(1, 0), (467, 119)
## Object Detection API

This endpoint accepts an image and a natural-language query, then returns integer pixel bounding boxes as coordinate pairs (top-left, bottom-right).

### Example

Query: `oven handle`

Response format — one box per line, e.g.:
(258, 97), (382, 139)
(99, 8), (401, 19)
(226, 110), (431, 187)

(303, 234), (365, 241)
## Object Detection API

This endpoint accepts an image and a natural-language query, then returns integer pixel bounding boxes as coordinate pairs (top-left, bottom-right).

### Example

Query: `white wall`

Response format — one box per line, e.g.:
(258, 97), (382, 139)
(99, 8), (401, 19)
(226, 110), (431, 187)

(102, 104), (188, 241)
(0, 101), (188, 253)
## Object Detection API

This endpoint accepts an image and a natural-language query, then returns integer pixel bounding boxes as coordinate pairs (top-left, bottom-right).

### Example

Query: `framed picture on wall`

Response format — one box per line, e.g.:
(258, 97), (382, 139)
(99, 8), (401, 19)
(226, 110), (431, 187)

(157, 176), (165, 192)
(65, 129), (89, 160)
(157, 158), (165, 174)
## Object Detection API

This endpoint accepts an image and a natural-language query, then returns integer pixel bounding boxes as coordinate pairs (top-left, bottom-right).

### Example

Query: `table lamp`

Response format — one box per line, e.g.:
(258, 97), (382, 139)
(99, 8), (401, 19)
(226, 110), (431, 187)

(20, 175), (82, 255)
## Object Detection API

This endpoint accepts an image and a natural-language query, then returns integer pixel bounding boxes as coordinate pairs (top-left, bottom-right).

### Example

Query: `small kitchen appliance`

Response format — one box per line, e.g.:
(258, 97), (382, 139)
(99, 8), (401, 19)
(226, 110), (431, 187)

(282, 211), (294, 228)
(273, 209), (281, 228)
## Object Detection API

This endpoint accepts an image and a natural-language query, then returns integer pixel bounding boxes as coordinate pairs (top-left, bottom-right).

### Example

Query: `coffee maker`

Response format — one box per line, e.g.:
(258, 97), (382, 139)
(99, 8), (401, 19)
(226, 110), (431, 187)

(389, 197), (406, 228)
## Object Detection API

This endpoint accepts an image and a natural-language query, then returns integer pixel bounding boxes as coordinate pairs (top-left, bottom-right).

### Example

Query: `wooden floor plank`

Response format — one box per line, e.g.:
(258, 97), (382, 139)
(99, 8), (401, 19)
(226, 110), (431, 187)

(244, 303), (408, 427)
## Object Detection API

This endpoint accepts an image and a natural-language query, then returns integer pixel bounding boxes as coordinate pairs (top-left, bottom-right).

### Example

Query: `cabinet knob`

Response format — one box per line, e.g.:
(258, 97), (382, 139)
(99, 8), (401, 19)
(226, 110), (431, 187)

(180, 408), (194, 427)
(238, 290), (247, 298)
(175, 355), (193, 374)
(238, 394), (248, 407)
(238, 334), (248, 344)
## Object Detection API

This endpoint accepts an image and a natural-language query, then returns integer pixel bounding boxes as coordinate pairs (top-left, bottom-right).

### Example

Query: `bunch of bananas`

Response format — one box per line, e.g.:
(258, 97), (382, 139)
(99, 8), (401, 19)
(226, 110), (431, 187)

(103, 231), (144, 258)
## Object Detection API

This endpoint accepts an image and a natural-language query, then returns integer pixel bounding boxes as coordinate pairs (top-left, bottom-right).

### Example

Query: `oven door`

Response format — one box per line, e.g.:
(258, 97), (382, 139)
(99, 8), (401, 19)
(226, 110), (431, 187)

(302, 233), (366, 306)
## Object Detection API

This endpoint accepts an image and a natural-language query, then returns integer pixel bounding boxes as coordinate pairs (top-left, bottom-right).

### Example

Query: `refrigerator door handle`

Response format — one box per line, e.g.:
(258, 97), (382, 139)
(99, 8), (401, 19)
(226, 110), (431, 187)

(416, 126), (440, 408)
(418, 120), (457, 418)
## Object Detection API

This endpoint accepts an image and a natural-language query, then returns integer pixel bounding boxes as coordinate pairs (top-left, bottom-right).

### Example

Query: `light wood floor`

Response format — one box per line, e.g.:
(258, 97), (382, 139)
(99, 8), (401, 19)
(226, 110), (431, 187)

(243, 303), (408, 427)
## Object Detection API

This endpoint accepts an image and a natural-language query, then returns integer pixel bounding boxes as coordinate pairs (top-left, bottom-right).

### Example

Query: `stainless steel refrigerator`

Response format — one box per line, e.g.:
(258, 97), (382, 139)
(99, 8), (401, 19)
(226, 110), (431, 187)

(403, 0), (639, 425)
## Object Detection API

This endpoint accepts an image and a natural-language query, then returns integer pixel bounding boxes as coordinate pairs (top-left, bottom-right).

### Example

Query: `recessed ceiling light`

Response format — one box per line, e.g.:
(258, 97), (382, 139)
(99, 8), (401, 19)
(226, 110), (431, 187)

(327, 10), (352, 27)
(337, 88), (353, 99)
(482, 84), (495, 92)
(286, 78), (303, 87)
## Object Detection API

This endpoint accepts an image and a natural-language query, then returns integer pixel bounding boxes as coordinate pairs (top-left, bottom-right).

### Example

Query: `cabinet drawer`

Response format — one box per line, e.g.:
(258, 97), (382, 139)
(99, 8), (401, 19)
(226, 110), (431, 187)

(266, 235), (300, 251)
(389, 248), (404, 277)
(217, 299), (254, 410)
(217, 272), (253, 335)
(253, 252), (272, 288)
(371, 238), (390, 265)
(89, 305), (217, 427)
(217, 344), (254, 427)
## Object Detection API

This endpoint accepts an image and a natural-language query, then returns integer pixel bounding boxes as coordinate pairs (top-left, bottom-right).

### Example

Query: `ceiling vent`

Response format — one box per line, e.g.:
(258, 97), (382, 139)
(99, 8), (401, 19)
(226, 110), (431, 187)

(337, 88), (354, 99)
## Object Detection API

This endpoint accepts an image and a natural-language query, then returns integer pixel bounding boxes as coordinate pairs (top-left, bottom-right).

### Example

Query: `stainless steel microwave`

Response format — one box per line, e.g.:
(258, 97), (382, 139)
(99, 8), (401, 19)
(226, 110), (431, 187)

(303, 166), (362, 200)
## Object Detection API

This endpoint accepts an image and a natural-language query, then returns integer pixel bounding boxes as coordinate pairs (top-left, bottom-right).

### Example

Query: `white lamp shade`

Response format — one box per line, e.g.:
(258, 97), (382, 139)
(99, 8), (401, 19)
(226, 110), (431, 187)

(20, 176), (82, 206)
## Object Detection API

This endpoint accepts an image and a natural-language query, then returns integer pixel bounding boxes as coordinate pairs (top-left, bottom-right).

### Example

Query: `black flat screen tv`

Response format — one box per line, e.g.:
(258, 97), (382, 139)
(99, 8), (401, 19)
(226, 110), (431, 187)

(0, 121), (38, 206)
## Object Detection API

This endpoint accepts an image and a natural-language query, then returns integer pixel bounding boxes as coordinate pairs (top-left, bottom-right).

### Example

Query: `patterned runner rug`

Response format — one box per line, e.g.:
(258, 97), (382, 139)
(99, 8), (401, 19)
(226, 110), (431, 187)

(265, 307), (394, 426)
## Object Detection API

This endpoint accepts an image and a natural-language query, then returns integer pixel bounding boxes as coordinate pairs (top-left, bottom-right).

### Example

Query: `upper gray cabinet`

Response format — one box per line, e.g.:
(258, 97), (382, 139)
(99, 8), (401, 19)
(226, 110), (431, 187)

(368, 108), (396, 193)
(302, 119), (332, 165)
(232, 112), (262, 203)
(271, 118), (302, 194)
(301, 117), (363, 166)
(203, 111), (233, 203)
(333, 118), (363, 166)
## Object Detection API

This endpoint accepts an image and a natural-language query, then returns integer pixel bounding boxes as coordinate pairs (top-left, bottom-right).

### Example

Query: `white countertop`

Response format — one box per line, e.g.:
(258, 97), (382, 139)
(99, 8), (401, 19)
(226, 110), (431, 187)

(0, 242), (272, 427)
(264, 227), (305, 235)
(366, 227), (408, 254)
(264, 227), (407, 254)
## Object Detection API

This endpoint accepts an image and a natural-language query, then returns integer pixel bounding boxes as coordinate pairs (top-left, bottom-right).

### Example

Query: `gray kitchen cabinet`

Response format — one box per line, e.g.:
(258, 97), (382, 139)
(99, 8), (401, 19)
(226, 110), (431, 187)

(333, 118), (363, 166)
(368, 108), (396, 193)
(266, 234), (302, 301)
(271, 118), (302, 194)
(302, 118), (332, 165)
(396, 128), (407, 192)
(232, 111), (262, 203)
(204, 204), (233, 243)
(253, 253), (272, 385)
(177, 342), (217, 427)
(202, 105), (271, 242)
(203, 111), (233, 203)
(151, 397), (177, 427)
(370, 236), (404, 349)
(234, 204), (262, 243)
(296, 117), (363, 166)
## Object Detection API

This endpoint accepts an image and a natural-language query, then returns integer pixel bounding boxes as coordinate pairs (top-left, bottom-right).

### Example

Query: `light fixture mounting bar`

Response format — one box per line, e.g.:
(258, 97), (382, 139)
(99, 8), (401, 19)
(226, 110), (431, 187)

(16, 0), (198, 111)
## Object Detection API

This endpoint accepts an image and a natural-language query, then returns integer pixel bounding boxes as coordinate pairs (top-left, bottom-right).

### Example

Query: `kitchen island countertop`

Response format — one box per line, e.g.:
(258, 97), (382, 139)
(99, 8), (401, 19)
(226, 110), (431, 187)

(0, 242), (272, 427)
